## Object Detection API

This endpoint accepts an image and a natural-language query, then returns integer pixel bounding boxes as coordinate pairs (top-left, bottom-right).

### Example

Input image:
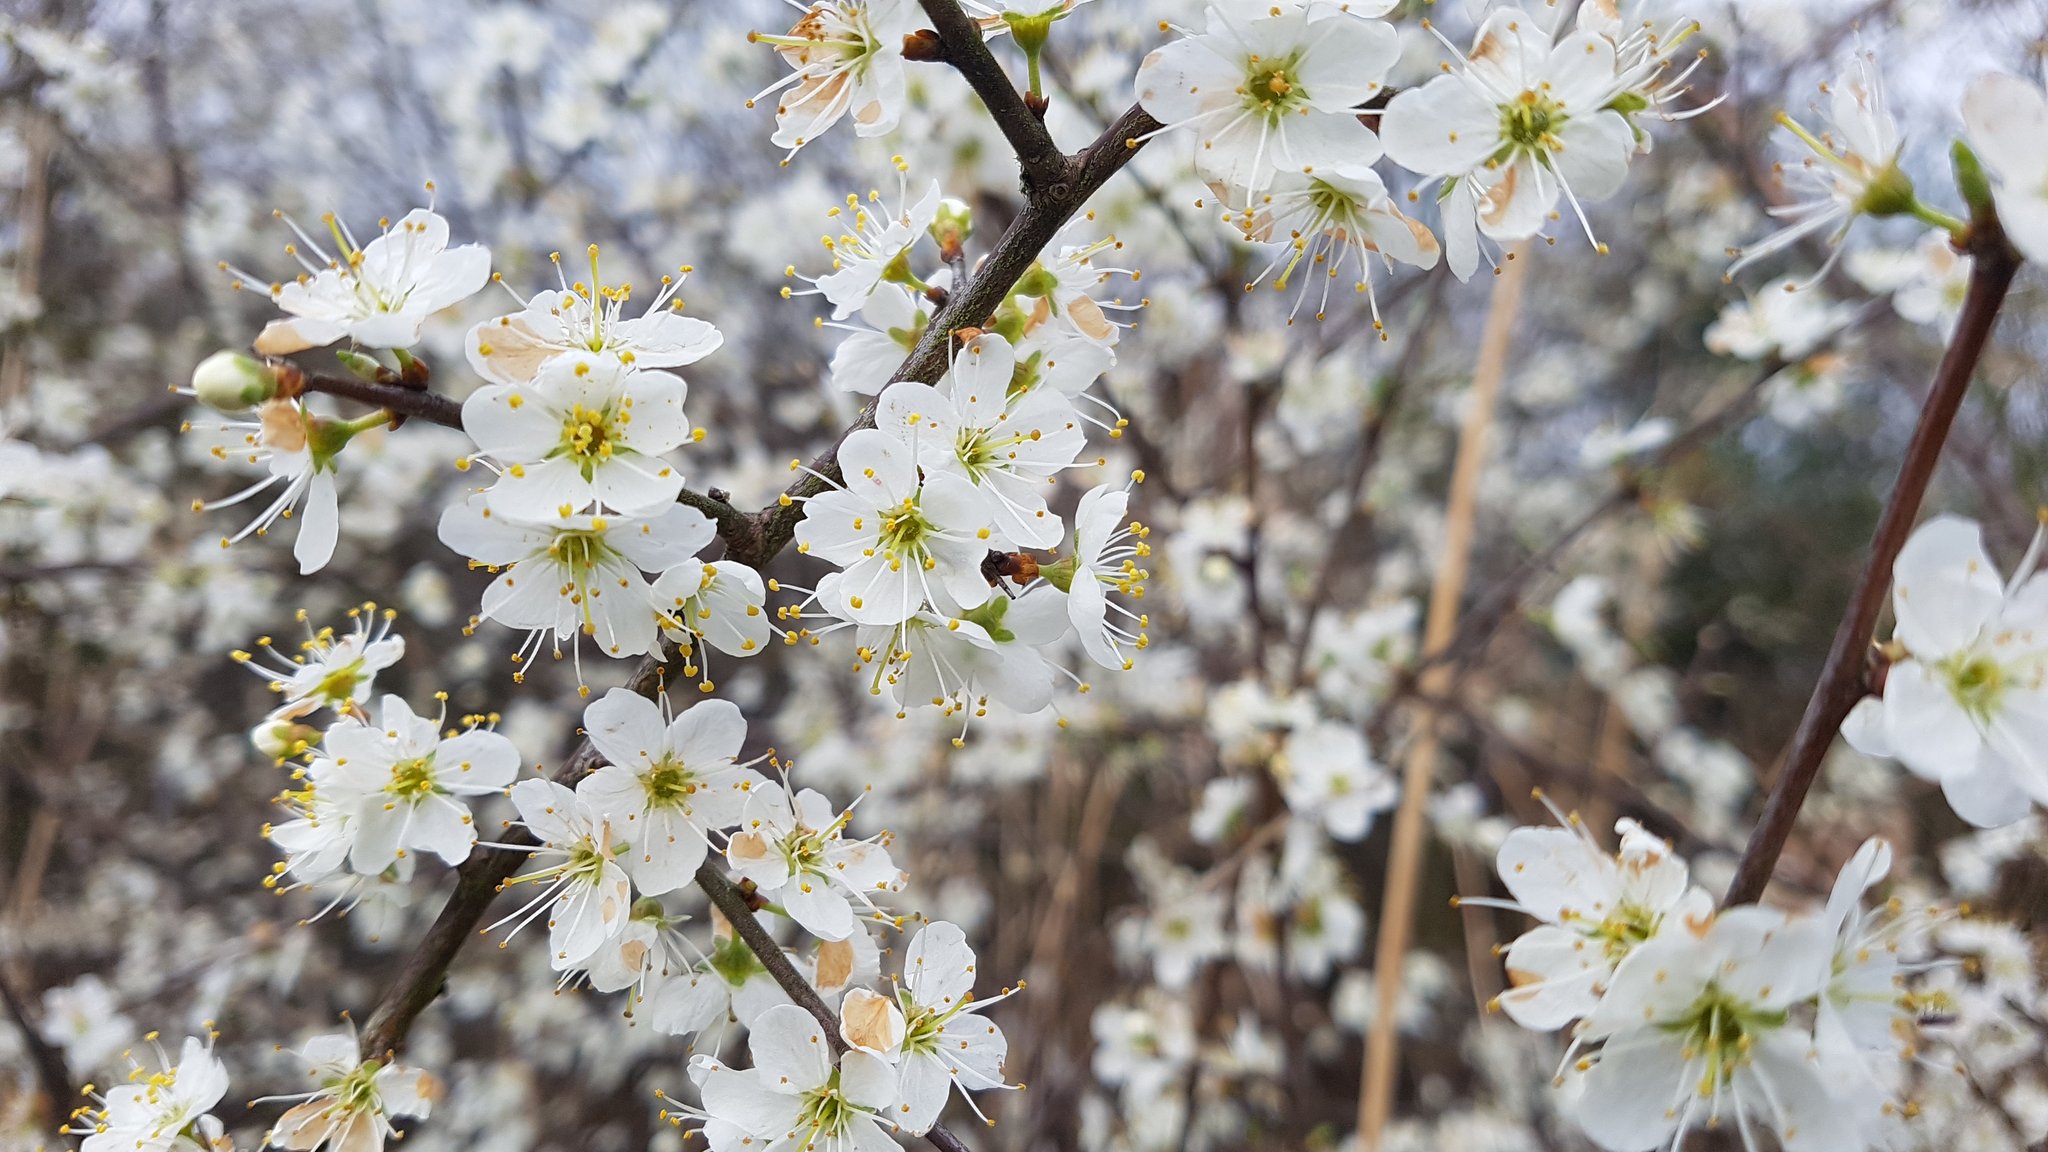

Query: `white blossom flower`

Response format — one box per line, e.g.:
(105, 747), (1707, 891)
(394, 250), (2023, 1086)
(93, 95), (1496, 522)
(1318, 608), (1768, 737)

(1134, 3), (1398, 199)
(1567, 906), (1835, 1152)
(490, 779), (635, 970)
(787, 174), (942, 320)
(312, 694), (521, 874)
(1277, 721), (1397, 842)
(69, 1034), (233, 1152)
(38, 975), (136, 1075)
(876, 332), (1086, 549)
(1727, 50), (1908, 282)
(724, 780), (904, 941)
(1963, 72), (2048, 265)
(1703, 278), (1852, 361)
(1840, 515), (2048, 826)
(827, 283), (932, 395)
(460, 350), (694, 519)
(845, 582), (1068, 741)
(749, 0), (920, 158)
(1464, 810), (1712, 1030)
(576, 691), (763, 895)
(648, 910), (794, 1045)
(467, 247), (722, 387)
(886, 920), (1020, 1133)
(1381, 8), (1638, 275)
(234, 605), (404, 722)
(676, 1005), (899, 1149)
(190, 397), (357, 574)
(265, 784), (362, 889)
(1047, 481), (1150, 670)
(261, 1032), (438, 1152)
(649, 561), (773, 692)
(1013, 224), (1137, 348)
(791, 427), (995, 625)
(1848, 232), (1970, 335)
(1220, 163), (1440, 328)
(242, 207), (491, 355)
(436, 495), (716, 675)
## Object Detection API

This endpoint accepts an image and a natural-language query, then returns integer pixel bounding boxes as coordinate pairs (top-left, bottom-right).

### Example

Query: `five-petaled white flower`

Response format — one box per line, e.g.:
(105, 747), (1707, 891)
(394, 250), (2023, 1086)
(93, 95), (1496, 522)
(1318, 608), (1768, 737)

(1381, 8), (1637, 278)
(491, 779), (636, 971)
(877, 332), (1086, 549)
(436, 495), (717, 674)
(261, 1032), (438, 1152)
(792, 427), (996, 626)
(1222, 163), (1440, 328)
(885, 920), (1019, 1134)
(1840, 514), (2048, 827)
(1566, 906), (1835, 1152)
(677, 1004), (900, 1150)
(235, 605), (405, 723)
(1049, 481), (1150, 670)
(724, 780), (904, 941)
(1465, 810), (1712, 1030)
(461, 350), (694, 520)
(789, 176), (943, 320)
(1277, 721), (1398, 842)
(245, 207), (491, 355)
(468, 246), (722, 387)
(192, 397), (350, 574)
(69, 1034), (234, 1152)
(749, 0), (920, 159)
(650, 561), (774, 692)
(576, 690), (764, 895)
(312, 694), (521, 875)
(1134, 3), (1398, 200)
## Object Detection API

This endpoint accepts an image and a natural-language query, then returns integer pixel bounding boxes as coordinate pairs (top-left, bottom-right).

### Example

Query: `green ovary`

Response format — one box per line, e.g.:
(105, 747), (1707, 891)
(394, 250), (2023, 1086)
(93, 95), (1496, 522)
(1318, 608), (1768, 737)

(1243, 56), (1309, 122)
(642, 758), (701, 807)
(1660, 988), (1786, 1094)
(1499, 91), (1568, 153)
(386, 756), (438, 800)
(1943, 652), (2005, 720)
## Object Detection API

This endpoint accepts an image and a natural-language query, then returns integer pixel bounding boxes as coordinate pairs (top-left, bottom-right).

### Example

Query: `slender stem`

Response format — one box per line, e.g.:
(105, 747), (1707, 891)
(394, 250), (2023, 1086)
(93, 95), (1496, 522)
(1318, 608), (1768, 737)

(917, 0), (1065, 195)
(1357, 242), (1531, 1150)
(299, 372), (462, 428)
(1722, 227), (2020, 908)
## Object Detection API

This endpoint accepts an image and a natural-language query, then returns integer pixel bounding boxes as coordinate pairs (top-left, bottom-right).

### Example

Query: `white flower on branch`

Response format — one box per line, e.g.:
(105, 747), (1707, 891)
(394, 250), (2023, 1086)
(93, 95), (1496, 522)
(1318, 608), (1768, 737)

(673, 1004), (900, 1149)
(189, 396), (366, 575)
(466, 246), (722, 387)
(1218, 163), (1440, 330)
(69, 1033), (233, 1152)
(259, 1031), (438, 1152)
(236, 207), (491, 356)
(876, 331), (1087, 550)
(233, 605), (404, 724)
(650, 561), (773, 694)
(1840, 514), (2048, 827)
(460, 350), (696, 520)
(785, 171), (943, 321)
(577, 690), (765, 896)
(1277, 720), (1397, 842)
(791, 427), (996, 626)
(436, 494), (717, 680)
(1462, 806), (1712, 1031)
(1134, 2), (1398, 201)
(1566, 906), (1836, 1152)
(882, 920), (1020, 1134)
(490, 779), (636, 971)
(724, 780), (904, 941)
(1381, 7), (1639, 277)
(749, 0), (920, 160)
(310, 693), (521, 874)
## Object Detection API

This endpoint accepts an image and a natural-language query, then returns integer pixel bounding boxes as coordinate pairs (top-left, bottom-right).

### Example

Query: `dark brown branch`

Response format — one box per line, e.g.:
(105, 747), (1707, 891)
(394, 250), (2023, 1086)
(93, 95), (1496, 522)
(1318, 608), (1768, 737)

(298, 372), (464, 429)
(1723, 226), (2021, 907)
(916, 0), (1067, 195)
(0, 966), (74, 1134)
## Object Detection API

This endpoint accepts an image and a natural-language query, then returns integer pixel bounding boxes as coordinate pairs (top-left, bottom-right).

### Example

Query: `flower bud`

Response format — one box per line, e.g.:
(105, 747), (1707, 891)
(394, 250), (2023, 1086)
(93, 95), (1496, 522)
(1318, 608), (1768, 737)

(335, 348), (392, 383)
(190, 351), (277, 412)
(929, 197), (974, 261)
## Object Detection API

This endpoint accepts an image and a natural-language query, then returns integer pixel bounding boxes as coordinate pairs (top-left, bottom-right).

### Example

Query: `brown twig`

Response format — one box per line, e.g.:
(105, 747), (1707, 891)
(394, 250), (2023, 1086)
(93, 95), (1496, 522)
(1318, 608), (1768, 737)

(1722, 218), (2022, 907)
(916, 0), (1066, 196)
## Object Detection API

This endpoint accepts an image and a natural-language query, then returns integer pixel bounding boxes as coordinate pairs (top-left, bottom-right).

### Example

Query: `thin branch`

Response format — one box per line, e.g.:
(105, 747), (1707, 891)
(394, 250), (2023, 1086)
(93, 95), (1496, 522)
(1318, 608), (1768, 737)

(297, 372), (462, 428)
(0, 966), (74, 1133)
(916, 0), (1067, 195)
(1723, 222), (2022, 907)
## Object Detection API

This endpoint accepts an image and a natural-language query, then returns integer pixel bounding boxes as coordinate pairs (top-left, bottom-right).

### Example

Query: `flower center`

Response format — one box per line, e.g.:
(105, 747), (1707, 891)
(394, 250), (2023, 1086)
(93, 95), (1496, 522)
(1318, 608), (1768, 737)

(1588, 902), (1659, 960)
(878, 498), (937, 558)
(386, 756), (438, 800)
(1661, 987), (1786, 1092)
(643, 757), (701, 808)
(1943, 652), (2005, 719)
(1242, 58), (1307, 120)
(312, 659), (366, 705)
(1499, 90), (1567, 152)
(901, 999), (945, 1055)
(560, 403), (619, 471)
(797, 1071), (862, 1138)
(329, 1061), (384, 1115)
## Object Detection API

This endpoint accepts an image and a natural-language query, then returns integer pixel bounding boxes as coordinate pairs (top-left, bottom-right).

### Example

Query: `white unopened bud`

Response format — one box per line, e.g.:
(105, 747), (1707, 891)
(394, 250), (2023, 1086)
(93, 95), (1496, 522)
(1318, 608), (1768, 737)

(191, 351), (278, 411)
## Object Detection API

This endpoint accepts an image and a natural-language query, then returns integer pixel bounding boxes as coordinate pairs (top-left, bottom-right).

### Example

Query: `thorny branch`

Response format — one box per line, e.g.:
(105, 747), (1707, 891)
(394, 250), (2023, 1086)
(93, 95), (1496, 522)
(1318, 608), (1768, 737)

(344, 8), (1161, 1148)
